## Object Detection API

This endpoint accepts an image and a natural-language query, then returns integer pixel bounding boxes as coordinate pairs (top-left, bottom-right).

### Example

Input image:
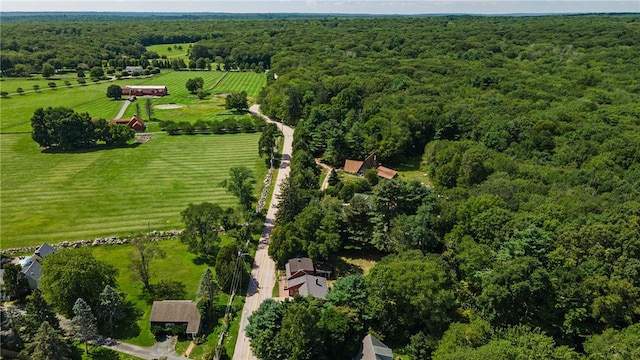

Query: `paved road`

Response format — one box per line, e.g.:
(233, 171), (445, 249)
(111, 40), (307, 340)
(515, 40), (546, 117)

(115, 99), (131, 119)
(231, 105), (294, 360)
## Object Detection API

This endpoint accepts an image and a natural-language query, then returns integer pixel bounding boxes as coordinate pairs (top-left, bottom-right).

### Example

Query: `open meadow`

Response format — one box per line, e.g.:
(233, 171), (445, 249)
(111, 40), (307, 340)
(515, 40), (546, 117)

(146, 43), (193, 61)
(0, 132), (264, 249)
(210, 72), (266, 98)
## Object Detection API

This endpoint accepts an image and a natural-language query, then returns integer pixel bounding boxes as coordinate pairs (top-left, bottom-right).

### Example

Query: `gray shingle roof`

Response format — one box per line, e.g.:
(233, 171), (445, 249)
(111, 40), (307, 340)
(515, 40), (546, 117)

(353, 334), (393, 360)
(34, 243), (56, 259)
(285, 257), (314, 280)
(287, 274), (328, 299)
(149, 300), (201, 335)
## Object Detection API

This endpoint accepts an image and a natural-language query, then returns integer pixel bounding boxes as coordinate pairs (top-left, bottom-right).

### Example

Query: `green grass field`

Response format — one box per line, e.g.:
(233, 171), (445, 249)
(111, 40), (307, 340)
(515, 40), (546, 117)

(0, 132), (264, 249)
(146, 43), (193, 61)
(0, 79), (125, 132)
(211, 72), (266, 98)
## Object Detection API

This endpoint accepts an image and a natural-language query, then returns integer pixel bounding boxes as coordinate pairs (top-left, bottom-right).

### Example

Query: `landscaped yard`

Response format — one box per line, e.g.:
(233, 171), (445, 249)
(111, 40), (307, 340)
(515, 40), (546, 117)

(92, 237), (248, 358)
(0, 132), (264, 248)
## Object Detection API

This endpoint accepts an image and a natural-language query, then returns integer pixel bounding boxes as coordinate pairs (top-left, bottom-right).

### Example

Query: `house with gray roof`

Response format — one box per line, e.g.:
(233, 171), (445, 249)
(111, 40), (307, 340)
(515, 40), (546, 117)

(285, 274), (328, 299)
(149, 300), (202, 339)
(20, 243), (56, 290)
(21, 259), (43, 290)
(353, 334), (394, 360)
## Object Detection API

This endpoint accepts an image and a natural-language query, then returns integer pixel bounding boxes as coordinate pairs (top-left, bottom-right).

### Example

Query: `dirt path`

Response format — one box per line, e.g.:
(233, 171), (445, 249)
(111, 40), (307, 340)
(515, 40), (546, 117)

(315, 159), (335, 191)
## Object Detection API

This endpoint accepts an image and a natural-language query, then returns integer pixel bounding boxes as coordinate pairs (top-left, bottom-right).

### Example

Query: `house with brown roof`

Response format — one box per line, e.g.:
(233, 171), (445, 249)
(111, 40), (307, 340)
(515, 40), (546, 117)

(343, 153), (398, 179)
(110, 114), (146, 132)
(353, 334), (394, 360)
(150, 300), (201, 339)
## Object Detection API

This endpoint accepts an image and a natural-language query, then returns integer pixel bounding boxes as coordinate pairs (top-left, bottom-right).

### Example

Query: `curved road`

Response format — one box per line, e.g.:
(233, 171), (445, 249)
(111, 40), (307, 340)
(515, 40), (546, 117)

(232, 105), (294, 360)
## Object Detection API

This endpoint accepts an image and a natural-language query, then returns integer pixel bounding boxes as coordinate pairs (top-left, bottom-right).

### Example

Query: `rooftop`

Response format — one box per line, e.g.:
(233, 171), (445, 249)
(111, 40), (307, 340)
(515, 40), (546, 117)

(287, 274), (328, 299)
(150, 300), (201, 334)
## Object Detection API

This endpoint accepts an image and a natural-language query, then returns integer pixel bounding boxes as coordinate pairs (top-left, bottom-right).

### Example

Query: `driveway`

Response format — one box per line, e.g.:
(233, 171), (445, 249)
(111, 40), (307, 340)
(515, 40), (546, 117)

(100, 335), (187, 360)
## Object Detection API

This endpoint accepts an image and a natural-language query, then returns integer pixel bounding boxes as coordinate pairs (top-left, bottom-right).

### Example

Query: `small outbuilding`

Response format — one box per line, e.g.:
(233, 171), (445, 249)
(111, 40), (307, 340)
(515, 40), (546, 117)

(124, 66), (144, 75)
(149, 300), (202, 339)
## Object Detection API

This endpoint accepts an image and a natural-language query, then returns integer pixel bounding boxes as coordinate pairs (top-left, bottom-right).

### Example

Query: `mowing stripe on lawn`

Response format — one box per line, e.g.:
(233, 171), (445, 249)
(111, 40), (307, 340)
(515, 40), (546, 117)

(0, 132), (263, 248)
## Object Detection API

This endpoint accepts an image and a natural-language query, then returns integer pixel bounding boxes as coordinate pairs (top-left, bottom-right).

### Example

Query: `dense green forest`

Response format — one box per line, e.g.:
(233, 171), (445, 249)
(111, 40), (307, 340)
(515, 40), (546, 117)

(2, 15), (640, 359)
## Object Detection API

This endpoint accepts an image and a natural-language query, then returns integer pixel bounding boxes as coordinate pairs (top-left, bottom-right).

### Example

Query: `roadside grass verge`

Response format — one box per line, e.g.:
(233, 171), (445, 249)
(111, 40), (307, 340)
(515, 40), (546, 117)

(0, 132), (263, 248)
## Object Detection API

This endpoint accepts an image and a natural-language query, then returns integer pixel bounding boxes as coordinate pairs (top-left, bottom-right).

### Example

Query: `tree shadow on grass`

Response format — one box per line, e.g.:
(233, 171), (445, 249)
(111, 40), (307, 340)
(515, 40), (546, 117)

(41, 143), (141, 154)
(87, 346), (121, 360)
(331, 257), (364, 278)
(192, 254), (216, 267)
(393, 155), (423, 172)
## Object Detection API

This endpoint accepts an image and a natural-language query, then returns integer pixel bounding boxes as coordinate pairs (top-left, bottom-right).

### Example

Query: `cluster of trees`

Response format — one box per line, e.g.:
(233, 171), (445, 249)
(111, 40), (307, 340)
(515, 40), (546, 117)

(159, 115), (265, 135)
(31, 107), (135, 149)
(178, 167), (263, 291)
(252, 15), (639, 359)
(1, 249), (140, 358)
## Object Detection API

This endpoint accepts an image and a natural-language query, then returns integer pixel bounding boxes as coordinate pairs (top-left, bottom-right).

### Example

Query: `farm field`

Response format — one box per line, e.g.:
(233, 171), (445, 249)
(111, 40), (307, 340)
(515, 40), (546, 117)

(0, 78), (125, 132)
(0, 73), (78, 95)
(0, 132), (264, 249)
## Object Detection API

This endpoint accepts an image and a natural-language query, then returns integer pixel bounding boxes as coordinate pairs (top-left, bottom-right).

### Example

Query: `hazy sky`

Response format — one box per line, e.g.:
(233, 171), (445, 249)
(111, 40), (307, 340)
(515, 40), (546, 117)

(1, 1), (638, 14)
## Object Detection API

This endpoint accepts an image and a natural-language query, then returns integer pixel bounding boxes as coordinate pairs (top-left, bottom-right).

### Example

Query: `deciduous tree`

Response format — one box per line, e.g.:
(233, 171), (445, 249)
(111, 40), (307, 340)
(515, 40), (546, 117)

(106, 84), (122, 100)
(40, 248), (118, 317)
(129, 235), (166, 293)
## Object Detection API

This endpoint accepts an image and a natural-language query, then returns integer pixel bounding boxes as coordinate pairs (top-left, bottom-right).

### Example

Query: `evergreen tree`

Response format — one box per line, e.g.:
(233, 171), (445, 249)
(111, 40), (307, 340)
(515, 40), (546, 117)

(196, 268), (219, 324)
(71, 298), (97, 354)
(96, 285), (126, 335)
(30, 322), (70, 360)
(21, 290), (61, 344)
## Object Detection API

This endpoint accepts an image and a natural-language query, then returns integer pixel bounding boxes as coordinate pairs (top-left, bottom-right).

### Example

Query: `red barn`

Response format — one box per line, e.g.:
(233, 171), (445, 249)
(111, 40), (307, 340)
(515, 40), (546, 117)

(121, 85), (167, 97)
(110, 114), (146, 132)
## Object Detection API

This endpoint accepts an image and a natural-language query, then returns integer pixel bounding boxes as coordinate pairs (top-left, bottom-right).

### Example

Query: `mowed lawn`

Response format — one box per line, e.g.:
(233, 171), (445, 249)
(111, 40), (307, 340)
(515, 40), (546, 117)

(146, 43), (192, 61)
(0, 132), (264, 249)
(0, 79), (125, 132)
(212, 72), (266, 98)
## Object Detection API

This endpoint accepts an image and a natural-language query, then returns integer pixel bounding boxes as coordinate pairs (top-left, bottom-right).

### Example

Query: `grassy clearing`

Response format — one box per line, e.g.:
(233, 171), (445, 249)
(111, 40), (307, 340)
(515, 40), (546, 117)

(0, 132), (264, 248)
(93, 236), (249, 356)
(0, 73), (79, 94)
(146, 43), (193, 61)
(211, 72), (266, 98)
(333, 248), (383, 277)
(0, 79), (125, 132)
